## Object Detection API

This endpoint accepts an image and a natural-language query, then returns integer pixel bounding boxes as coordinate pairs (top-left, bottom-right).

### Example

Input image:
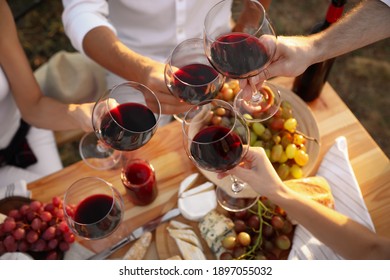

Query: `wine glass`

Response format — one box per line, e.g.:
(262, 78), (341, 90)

(203, 0), (281, 122)
(164, 37), (225, 122)
(79, 81), (161, 169)
(182, 99), (259, 212)
(63, 177), (124, 240)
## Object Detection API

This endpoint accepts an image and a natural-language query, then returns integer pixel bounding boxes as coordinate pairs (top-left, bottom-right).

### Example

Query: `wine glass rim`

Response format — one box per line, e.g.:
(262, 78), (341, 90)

(182, 99), (241, 145)
(106, 81), (161, 134)
(203, 0), (268, 42)
(63, 176), (122, 227)
(166, 39), (223, 88)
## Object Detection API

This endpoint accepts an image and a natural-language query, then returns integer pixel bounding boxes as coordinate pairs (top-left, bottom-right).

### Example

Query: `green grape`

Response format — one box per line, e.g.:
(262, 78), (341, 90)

(284, 118), (297, 133)
(277, 163), (290, 180)
(275, 235), (291, 250)
(290, 164), (303, 179)
(261, 128), (272, 141)
(250, 131), (258, 146)
(294, 149), (309, 166)
(253, 140), (264, 147)
(278, 151), (288, 163)
(285, 143), (297, 159)
(270, 144), (283, 162)
(252, 122), (265, 136)
(222, 236), (236, 250)
(293, 134), (305, 145)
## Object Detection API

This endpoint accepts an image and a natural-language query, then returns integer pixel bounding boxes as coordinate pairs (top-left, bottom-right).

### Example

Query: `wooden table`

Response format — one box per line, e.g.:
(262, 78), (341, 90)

(27, 77), (390, 258)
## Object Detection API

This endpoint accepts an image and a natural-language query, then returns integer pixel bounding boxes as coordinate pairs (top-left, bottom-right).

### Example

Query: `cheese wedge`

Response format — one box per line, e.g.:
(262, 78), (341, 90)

(178, 173), (200, 196)
(174, 238), (206, 260)
(167, 228), (203, 249)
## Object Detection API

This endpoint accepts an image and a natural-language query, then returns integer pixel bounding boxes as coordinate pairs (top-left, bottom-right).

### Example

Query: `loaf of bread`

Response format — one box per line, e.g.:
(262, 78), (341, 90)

(284, 176), (335, 209)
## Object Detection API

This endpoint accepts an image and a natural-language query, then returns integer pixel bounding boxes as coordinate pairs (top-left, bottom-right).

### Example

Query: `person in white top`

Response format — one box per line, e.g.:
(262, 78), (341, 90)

(0, 0), (94, 186)
(61, 0), (271, 124)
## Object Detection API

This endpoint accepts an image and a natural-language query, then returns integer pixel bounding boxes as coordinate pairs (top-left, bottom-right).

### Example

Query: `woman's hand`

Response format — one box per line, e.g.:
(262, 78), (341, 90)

(218, 146), (284, 198)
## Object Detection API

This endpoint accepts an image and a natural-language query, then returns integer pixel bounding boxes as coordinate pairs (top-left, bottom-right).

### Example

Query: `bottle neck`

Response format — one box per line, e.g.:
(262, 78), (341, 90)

(326, 1), (346, 24)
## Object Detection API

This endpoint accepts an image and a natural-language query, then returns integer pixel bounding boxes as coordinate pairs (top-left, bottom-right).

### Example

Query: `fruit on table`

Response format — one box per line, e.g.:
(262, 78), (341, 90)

(220, 196), (294, 260)
(216, 80), (310, 180)
(0, 197), (76, 260)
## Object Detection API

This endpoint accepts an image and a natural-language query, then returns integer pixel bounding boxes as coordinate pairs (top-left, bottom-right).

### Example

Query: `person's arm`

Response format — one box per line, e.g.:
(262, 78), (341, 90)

(263, 0), (390, 80)
(62, 0), (191, 115)
(223, 147), (390, 260)
(0, 0), (93, 132)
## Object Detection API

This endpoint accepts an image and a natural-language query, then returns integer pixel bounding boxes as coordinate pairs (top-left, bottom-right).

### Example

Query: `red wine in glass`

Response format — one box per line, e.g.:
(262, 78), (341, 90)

(190, 126), (243, 172)
(73, 194), (122, 239)
(203, 0), (280, 122)
(100, 102), (157, 151)
(171, 63), (221, 104)
(210, 33), (270, 78)
(183, 99), (259, 212)
(64, 177), (124, 240)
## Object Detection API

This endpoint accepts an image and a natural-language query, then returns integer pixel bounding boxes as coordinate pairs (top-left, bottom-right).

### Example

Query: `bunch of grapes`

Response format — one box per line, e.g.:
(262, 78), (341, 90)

(217, 80), (310, 180)
(0, 197), (76, 260)
(220, 196), (294, 260)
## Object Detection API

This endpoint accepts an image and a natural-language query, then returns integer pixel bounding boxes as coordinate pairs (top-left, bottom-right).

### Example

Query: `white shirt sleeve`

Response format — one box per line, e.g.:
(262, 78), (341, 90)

(62, 0), (117, 54)
(380, 0), (390, 7)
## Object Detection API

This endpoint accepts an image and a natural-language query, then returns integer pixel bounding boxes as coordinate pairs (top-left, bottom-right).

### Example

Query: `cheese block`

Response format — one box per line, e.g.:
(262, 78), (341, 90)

(198, 210), (235, 258)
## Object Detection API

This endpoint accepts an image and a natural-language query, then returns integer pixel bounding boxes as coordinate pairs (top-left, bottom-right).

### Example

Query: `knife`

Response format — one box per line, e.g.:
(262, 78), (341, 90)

(87, 208), (181, 260)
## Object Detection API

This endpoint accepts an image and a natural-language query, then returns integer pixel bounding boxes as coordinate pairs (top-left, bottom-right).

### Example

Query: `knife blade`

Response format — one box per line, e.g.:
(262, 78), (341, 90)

(87, 208), (181, 260)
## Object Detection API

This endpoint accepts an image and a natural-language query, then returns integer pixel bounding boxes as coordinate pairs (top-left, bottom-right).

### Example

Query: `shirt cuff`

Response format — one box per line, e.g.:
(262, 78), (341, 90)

(63, 12), (117, 55)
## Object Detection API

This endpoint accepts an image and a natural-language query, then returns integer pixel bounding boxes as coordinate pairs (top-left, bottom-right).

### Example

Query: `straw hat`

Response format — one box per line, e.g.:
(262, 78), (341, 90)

(34, 51), (107, 104)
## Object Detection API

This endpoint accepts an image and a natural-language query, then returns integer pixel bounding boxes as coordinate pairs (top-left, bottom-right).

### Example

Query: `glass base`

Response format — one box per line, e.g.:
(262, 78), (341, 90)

(216, 181), (259, 212)
(79, 132), (121, 170)
(234, 81), (281, 123)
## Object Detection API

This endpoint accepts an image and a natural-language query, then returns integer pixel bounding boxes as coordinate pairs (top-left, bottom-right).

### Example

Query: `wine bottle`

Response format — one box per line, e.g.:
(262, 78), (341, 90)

(292, 0), (347, 102)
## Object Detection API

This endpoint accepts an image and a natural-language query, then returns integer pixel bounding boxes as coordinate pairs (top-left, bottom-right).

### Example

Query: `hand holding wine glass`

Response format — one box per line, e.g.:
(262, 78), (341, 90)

(204, 0), (281, 122)
(182, 99), (259, 212)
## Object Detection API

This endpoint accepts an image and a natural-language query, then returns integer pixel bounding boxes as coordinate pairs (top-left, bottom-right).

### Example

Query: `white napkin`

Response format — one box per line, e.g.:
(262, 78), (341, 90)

(288, 136), (375, 260)
(0, 180), (31, 199)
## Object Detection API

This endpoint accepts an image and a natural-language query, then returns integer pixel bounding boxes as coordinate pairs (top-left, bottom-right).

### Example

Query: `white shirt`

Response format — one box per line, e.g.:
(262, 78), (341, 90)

(62, 0), (224, 63)
(381, 0), (390, 7)
(0, 67), (20, 148)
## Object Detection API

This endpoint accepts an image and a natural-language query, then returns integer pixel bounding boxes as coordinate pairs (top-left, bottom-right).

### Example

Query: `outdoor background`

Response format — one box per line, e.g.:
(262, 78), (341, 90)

(9, 0), (390, 165)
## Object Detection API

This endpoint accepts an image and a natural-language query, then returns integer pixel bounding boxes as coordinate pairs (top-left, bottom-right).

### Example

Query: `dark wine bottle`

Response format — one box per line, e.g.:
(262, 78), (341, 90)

(292, 0), (347, 102)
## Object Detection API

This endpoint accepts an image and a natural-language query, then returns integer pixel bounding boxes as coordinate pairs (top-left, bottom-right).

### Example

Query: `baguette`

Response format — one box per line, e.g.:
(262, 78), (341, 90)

(284, 176), (335, 209)
(123, 232), (152, 260)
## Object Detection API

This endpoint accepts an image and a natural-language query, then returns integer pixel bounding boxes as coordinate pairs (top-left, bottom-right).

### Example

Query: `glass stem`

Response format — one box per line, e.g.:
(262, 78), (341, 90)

(230, 175), (245, 193)
(97, 140), (109, 153)
(248, 78), (262, 104)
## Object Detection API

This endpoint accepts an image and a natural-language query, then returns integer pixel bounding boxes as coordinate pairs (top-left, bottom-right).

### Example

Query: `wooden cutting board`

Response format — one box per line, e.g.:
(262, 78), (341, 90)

(155, 214), (217, 260)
